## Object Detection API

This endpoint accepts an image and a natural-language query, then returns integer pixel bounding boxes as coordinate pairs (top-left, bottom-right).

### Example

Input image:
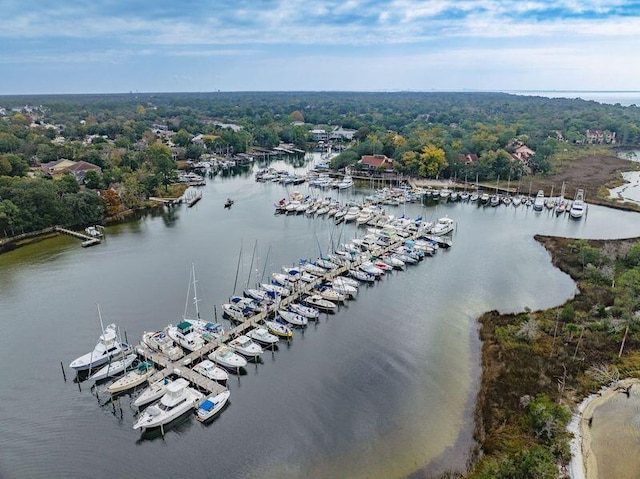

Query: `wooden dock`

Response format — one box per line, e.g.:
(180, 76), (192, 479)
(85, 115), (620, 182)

(54, 226), (102, 247)
(131, 229), (433, 399)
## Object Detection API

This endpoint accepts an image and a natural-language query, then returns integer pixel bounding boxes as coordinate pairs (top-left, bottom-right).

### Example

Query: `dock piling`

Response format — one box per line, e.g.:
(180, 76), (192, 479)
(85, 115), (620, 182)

(60, 361), (67, 382)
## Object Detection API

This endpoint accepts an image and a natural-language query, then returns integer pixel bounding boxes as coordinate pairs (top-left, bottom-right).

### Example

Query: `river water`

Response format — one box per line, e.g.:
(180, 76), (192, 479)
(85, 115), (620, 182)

(2, 160), (640, 479)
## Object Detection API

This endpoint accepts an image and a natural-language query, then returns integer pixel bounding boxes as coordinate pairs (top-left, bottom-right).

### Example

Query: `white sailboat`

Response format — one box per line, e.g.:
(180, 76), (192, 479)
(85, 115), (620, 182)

(570, 188), (586, 219)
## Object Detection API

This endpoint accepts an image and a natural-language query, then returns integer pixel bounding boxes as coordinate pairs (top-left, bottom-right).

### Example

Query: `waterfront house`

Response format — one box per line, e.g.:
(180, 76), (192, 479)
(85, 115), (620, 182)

(359, 154), (394, 172)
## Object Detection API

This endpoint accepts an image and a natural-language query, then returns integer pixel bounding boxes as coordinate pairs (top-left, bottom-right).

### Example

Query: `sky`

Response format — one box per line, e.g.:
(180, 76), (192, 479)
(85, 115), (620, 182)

(1, 0), (640, 94)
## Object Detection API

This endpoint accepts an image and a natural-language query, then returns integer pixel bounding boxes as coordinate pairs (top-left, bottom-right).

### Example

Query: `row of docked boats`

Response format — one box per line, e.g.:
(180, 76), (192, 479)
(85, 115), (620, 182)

(69, 213), (455, 434)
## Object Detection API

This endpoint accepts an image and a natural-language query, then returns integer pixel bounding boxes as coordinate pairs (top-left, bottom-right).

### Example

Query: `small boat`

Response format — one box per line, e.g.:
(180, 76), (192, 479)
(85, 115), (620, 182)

(188, 320), (225, 342)
(570, 189), (586, 219)
(332, 275), (359, 288)
(533, 190), (545, 211)
(89, 353), (138, 381)
(287, 302), (320, 319)
(69, 322), (129, 371)
(133, 377), (172, 409)
(166, 321), (205, 352)
(359, 262), (384, 277)
(301, 262), (326, 275)
(246, 327), (279, 346)
(196, 389), (231, 422)
(221, 302), (253, 322)
(430, 216), (455, 236)
(132, 378), (203, 431)
(349, 269), (376, 283)
(244, 288), (271, 303)
(313, 284), (347, 302)
(106, 361), (155, 394)
(265, 320), (294, 339)
(277, 309), (308, 327)
(260, 283), (291, 297)
(142, 330), (184, 361)
(303, 294), (338, 313)
(192, 359), (229, 382)
(224, 198), (234, 208)
(228, 335), (264, 359)
(480, 192), (490, 204)
(208, 346), (247, 371)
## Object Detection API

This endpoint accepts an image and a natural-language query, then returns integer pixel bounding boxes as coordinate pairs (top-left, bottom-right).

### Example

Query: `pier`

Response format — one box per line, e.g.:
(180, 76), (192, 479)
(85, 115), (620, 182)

(54, 226), (102, 247)
(131, 229), (426, 401)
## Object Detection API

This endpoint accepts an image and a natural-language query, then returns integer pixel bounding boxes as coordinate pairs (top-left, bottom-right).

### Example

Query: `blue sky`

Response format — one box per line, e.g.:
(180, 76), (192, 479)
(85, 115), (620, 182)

(1, 0), (639, 94)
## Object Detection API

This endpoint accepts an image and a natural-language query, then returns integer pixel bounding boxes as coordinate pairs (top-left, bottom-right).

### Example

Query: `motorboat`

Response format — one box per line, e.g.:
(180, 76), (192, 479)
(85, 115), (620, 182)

(315, 258), (338, 270)
(133, 377), (172, 409)
(244, 288), (271, 303)
(332, 275), (359, 288)
(265, 320), (294, 339)
(196, 389), (231, 423)
(326, 281), (357, 298)
(287, 302), (320, 320)
(246, 327), (279, 346)
(277, 310), (308, 327)
(343, 206), (361, 223)
(142, 330), (184, 361)
(167, 321), (205, 352)
(228, 335), (263, 359)
(303, 294), (338, 313)
(570, 189), (586, 219)
(301, 262), (326, 275)
(89, 353), (138, 381)
(337, 175), (354, 189)
(533, 190), (545, 211)
(192, 359), (229, 382)
(69, 322), (130, 371)
(281, 267), (302, 282)
(229, 295), (265, 313)
(381, 254), (405, 269)
(430, 216), (455, 236)
(208, 346), (247, 371)
(106, 361), (155, 394)
(132, 378), (203, 431)
(480, 192), (490, 204)
(188, 320), (225, 342)
(271, 272), (295, 287)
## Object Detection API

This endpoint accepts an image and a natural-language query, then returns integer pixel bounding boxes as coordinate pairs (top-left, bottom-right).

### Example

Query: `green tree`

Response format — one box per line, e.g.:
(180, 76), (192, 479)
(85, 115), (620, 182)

(0, 199), (19, 236)
(84, 170), (103, 189)
(146, 143), (175, 191)
(173, 129), (193, 148)
(418, 144), (448, 177)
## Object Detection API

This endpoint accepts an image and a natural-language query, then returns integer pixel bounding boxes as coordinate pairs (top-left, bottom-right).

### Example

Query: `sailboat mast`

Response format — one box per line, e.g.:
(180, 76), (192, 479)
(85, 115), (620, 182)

(232, 240), (243, 296)
(246, 240), (257, 289)
(191, 263), (201, 319)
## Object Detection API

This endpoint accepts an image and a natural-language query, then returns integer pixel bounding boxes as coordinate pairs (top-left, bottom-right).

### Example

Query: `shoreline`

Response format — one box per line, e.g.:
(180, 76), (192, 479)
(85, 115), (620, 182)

(568, 378), (640, 479)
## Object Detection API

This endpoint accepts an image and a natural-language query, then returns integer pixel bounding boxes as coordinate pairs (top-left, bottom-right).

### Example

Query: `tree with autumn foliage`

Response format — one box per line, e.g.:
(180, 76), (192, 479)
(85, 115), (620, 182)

(101, 189), (123, 217)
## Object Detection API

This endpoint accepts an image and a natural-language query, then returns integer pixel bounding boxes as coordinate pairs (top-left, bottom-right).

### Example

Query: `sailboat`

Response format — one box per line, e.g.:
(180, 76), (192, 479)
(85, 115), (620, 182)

(460, 174), (469, 201)
(470, 174), (480, 202)
(502, 176), (512, 206)
(545, 184), (555, 209)
(555, 181), (567, 215)
(490, 176), (501, 207)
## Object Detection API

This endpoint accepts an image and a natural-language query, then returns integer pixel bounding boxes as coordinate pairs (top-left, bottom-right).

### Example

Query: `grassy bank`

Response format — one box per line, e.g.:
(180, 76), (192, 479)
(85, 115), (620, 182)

(467, 235), (640, 478)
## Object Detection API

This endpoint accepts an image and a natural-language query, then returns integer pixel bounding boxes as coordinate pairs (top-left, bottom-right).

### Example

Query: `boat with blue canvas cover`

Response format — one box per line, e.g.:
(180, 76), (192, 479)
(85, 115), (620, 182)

(196, 389), (230, 422)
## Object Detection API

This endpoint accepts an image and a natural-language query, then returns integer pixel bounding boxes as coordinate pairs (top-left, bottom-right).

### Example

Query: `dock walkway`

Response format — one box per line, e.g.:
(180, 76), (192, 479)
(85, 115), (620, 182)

(134, 232), (419, 399)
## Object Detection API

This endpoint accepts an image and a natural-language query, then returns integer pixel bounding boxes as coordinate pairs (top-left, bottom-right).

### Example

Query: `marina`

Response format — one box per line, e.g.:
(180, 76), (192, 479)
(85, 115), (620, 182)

(2, 156), (640, 479)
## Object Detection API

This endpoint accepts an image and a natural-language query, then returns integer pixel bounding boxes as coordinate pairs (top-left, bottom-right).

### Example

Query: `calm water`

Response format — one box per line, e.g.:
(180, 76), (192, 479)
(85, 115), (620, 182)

(2, 162), (640, 479)
(507, 90), (640, 106)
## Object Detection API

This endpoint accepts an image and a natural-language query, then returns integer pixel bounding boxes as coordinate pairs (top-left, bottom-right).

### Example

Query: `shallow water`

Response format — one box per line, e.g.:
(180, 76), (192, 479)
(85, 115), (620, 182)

(1, 160), (640, 479)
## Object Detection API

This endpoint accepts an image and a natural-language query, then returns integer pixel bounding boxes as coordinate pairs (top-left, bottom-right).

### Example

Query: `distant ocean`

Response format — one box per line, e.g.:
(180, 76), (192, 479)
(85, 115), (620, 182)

(504, 91), (640, 107)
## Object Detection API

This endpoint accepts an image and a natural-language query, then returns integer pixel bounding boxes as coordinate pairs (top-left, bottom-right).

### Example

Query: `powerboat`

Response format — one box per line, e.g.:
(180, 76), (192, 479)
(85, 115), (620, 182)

(430, 216), (455, 236)
(196, 389), (230, 422)
(264, 320), (293, 339)
(246, 327), (280, 346)
(221, 302), (253, 322)
(533, 190), (545, 211)
(133, 377), (172, 409)
(142, 330), (184, 361)
(208, 346), (247, 371)
(89, 353), (138, 381)
(570, 189), (586, 219)
(349, 269), (376, 283)
(188, 320), (225, 342)
(277, 310), (308, 327)
(166, 321), (205, 352)
(260, 283), (291, 297)
(132, 378), (203, 431)
(192, 359), (229, 382)
(228, 335), (263, 359)
(69, 323), (129, 371)
(312, 284), (347, 302)
(106, 361), (155, 394)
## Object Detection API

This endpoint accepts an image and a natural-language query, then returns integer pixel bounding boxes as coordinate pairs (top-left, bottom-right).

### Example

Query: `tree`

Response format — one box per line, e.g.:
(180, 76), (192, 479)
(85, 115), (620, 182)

(418, 144), (447, 178)
(290, 110), (305, 123)
(0, 199), (19, 236)
(0, 156), (11, 176)
(101, 188), (123, 216)
(57, 175), (80, 194)
(84, 170), (103, 189)
(146, 143), (175, 191)
(173, 129), (192, 148)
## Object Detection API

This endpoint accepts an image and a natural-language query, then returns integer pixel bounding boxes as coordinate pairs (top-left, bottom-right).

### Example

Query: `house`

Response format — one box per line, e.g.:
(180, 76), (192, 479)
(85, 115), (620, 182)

(359, 154), (394, 171)
(329, 126), (356, 141)
(310, 129), (328, 142)
(40, 159), (102, 183)
(585, 129), (616, 144)
(458, 154), (479, 164)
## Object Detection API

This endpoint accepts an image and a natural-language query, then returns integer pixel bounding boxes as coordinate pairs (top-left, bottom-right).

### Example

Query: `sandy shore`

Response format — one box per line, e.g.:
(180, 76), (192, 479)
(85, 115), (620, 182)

(569, 378), (640, 479)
